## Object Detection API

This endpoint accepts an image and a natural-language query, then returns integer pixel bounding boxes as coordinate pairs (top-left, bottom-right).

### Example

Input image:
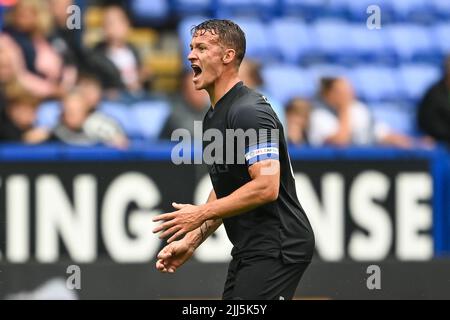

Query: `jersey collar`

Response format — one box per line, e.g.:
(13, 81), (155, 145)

(213, 81), (244, 110)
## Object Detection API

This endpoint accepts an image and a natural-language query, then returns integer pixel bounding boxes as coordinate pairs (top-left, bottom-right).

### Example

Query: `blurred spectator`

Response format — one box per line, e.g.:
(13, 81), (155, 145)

(239, 58), (285, 127)
(0, 33), (57, 99)
(33, 73), (104, 132)
(0, 84), (44, 143)
(160, 70), (209, 139)
(285, 98), (310, 146)
(45, 90), (128, 148)
(49, 0), (85, 70)
(77, 73), (103, 109)
(309, 77), (414, 148)
(3, 0), (77, 98)
(417, 56), (450, 145)
(93, 4), (151, 101)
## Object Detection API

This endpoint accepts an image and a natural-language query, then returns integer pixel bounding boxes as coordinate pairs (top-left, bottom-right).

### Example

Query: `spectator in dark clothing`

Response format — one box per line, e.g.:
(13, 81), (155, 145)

(49, 0), (84, 69)
(0, 90), (6, 111)
(3, 0), (77, 98)
(159, 70), (209, 139)
(93, 5), (151, 101)
(418, 56), (450, 145)
(48, 0), (125, 91)
(0, 33), (58, 99)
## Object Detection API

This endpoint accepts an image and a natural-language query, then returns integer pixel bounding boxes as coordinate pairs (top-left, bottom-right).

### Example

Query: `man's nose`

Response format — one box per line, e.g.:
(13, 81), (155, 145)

(187, 50), (196, 62)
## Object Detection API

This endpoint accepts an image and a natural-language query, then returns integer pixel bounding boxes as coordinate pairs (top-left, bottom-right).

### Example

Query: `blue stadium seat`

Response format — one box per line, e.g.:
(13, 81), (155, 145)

(312, 19), (352, 63)
(98, 102), (136, 137)
(398, 64), (441, 102)
(430, 0), (450, 20)
(344, 0), (394, 22)
(172, 0), (213, 17)
(269, 18), (314, 64)
(279, 0), (328, 21)
(351, 66), (401, 102)
(307, 64), (350, 87)
(127, 0), (170, 27)
(35, 101), (61, 129)
(215, 0), (278, 20)
(389, 0), (434, 23)
(370, 102), (415, 135)
(347, 24), (394, 64)
(386, 24), (437, 63)
(433, 23), (450, 56)
(231, 18), (271, 61)
(262, 64), (315, 105)
(130, 100), (171, 140)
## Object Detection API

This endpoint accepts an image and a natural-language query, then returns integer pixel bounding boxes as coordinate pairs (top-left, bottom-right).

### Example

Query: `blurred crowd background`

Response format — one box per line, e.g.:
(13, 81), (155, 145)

(0, 0), (449, 150)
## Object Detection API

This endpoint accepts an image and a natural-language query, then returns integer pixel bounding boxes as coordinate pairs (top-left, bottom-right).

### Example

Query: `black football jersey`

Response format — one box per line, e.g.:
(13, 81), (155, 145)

(203, 81), (315, 263)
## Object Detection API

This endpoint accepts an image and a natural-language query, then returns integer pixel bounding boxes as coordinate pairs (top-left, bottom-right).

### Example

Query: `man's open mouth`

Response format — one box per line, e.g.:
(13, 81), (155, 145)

(191, 64), (202, 77)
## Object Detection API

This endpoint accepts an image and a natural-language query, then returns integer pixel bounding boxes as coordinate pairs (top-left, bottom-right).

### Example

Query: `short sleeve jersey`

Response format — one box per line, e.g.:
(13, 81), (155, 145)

(202, 81), (315, 263)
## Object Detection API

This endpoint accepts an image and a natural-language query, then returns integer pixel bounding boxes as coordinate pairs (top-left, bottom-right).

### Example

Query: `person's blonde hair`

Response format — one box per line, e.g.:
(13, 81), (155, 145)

(4, 82), (41, 108)
(6, 0), (53, 36)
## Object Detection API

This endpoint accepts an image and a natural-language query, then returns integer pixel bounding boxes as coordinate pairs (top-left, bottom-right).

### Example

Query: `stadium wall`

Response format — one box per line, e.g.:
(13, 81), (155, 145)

(0, 144), (449, 299)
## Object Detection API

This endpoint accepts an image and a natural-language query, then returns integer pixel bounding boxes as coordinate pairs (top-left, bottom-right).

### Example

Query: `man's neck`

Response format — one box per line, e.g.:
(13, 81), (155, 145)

(207, 71), (241, 108)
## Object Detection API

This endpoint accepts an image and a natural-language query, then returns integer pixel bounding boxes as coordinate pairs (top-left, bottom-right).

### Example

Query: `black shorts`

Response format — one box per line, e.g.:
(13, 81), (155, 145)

(222, 255), (310, 300)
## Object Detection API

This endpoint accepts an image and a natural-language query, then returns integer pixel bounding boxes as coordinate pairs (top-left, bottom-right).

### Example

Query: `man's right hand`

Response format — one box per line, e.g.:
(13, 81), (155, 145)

(155, 239), (195, 273)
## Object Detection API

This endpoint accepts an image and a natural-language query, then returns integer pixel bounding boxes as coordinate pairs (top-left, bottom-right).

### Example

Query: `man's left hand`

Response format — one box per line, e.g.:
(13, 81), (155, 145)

(152, 202), (207, 243)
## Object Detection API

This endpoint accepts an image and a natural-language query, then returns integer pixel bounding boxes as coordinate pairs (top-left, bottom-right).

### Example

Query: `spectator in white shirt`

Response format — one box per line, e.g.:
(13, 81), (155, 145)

(308, 77), (414, 148)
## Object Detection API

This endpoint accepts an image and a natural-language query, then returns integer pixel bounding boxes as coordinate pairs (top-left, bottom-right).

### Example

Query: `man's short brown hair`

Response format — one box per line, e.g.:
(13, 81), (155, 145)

(191, 19), (246, 66)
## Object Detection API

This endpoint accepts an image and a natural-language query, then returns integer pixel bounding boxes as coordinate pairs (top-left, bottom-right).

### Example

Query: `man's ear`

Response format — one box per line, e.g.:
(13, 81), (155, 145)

(222, 49), (236, 65)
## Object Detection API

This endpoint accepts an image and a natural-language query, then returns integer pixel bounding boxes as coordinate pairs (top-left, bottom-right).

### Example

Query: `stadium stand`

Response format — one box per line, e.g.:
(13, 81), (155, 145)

(269, 18), (314, 64)
(1, 0), (449, 144)
(262, 64), (315, 104)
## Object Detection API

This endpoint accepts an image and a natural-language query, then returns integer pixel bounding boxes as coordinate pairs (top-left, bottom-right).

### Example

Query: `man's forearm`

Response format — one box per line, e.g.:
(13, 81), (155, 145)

(201, 181), (270, 221)
(185, 189), (222, 248)
(185, 218), (223, 249)
(200, 162), (279, 221)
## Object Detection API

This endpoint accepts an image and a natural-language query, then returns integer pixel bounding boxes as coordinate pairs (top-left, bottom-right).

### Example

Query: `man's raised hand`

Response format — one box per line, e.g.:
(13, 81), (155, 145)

(152, 202), (208, 243)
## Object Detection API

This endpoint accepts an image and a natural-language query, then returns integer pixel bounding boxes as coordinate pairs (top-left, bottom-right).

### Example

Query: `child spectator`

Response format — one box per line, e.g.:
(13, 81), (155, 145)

(0, 85), (44, 143)
(49, 90), (128, 149)
(77, 74), (103, 110)
(285, 98), (311, 146)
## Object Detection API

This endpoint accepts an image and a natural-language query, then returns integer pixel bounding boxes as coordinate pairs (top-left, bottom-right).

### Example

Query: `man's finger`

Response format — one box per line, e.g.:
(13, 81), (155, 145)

(172, 202), (189, 209)
(152, 212), (176, 222)
(157, 247), (173, 259)
(156, 259), (168, 272)
(157, 250), (172, 260)
(167, 229), (186, 244)
(152, 218), (178, 233)
(159, 225), (182, 239)
(156, 259), (165, 270)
